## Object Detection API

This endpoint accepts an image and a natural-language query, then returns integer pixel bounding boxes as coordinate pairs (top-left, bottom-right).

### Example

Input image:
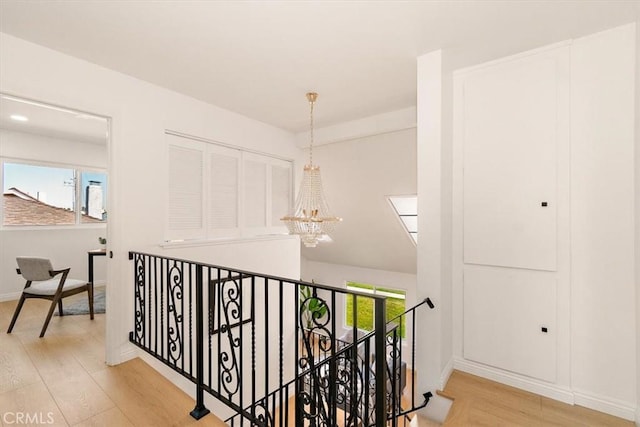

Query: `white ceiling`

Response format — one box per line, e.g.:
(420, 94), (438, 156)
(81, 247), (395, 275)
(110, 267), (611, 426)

(1, 1), (637, 133)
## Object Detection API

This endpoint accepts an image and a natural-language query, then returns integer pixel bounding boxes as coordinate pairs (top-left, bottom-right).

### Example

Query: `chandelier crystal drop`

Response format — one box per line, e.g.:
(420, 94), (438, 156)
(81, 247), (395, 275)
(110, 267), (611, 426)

(281, 92), (341, 247)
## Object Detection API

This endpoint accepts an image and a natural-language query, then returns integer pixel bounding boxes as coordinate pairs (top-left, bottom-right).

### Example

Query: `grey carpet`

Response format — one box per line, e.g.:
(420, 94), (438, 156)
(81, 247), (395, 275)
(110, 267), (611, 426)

(55, 287), (105, 316)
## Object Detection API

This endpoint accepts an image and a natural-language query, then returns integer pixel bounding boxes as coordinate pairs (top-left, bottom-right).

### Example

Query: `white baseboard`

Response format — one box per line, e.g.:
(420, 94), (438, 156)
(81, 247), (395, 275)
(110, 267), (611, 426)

(454, 357), (636, 421)
(119, 345), (138, 364)
(453, 357), (574, 404)
(573, 388), (636, 422)
(0, 291), (21, 302)
(440, 357), (454, 389)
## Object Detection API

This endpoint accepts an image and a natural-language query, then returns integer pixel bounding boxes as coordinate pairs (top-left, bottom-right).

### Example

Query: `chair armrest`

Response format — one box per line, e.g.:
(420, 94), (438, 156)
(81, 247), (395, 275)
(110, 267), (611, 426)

(49, 268), (71, 277)
(48, 268), (71, 295)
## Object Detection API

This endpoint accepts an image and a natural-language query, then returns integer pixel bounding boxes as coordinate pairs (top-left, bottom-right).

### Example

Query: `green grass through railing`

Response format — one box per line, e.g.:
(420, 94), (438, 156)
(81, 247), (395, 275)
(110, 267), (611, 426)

(345, 282), (406, 337)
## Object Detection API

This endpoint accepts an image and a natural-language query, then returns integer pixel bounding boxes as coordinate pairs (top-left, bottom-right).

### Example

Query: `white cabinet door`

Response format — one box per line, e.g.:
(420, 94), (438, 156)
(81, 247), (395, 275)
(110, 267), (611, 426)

(463, 265), (557, 382)
(462, 55), (558, 271)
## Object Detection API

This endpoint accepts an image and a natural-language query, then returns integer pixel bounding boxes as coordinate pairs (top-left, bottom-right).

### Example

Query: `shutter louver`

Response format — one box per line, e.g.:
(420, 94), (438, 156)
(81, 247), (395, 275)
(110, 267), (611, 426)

(244, 160), (266, 227)
(169, 145), (203, 233)
(210, 153), (238, 229)
(271, 165), (291, 226)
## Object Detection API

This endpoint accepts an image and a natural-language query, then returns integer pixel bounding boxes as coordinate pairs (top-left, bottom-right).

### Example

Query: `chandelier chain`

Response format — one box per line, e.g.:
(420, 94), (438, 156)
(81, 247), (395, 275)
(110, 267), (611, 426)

(309, 96), (314, 166)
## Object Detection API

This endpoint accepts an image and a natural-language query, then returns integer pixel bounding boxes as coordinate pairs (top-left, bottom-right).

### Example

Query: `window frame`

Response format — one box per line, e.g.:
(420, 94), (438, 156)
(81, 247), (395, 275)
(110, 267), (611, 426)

(1, 157), (108, 229)
(387, 195), (418, 245)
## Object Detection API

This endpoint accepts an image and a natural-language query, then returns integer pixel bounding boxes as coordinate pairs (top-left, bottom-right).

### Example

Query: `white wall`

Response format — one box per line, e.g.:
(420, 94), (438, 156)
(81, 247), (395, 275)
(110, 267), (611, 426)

(0, 129), (107, 167)
(0, 129), (108, 299)
(300, 127), (417, 274)
(570, 23), (636, 414)
(451, 24), (636, 420)
(0, 31), (302, 374)
(0, 228), (107, 301)
(302, 258), (417, 304)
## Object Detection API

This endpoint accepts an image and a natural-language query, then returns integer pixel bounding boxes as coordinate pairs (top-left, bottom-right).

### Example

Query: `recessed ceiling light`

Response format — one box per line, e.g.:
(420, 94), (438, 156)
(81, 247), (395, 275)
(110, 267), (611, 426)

(10, 114), (28, 122)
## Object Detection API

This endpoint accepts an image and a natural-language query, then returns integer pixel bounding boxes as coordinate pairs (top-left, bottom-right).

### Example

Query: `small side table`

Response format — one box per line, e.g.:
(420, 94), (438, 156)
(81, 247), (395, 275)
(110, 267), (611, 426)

(88, 249), (107, 285)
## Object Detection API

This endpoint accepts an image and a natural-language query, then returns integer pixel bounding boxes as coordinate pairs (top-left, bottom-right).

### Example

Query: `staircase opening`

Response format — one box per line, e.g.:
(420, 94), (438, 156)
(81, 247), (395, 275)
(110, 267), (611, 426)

(128, 251), (433, 426)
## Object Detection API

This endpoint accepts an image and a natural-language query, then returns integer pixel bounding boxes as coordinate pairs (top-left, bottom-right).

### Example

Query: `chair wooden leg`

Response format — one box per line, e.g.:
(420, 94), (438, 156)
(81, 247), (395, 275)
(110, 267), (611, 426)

(58, 299), (64, 316)
(40, 298), (59, 338)
(88, 285), (94, 320)
(7, 294), (26, 333)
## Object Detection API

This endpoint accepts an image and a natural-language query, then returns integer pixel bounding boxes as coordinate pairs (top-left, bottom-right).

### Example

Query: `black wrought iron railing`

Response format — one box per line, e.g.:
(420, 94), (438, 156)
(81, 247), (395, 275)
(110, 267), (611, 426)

(128, 251), (432, 426)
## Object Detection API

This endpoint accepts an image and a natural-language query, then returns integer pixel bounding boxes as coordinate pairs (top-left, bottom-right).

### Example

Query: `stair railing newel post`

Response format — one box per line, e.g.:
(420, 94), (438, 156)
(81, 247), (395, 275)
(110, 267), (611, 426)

(190, 263), (210, 419)
(374, 297), (387, 427)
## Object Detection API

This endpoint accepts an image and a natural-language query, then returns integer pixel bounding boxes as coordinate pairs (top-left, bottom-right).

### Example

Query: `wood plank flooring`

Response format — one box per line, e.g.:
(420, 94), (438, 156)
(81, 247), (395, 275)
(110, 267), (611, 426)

(0, 295), (635, 426)
(0, 294), (227, 427)
(442, 370), (633, 427)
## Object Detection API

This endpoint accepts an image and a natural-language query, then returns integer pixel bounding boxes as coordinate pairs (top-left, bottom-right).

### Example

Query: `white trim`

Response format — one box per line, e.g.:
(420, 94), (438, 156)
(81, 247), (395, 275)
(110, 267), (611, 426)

(160, 233), (297, 249)
(0, 93), (110, 121)
(0, 155), (107, 174)
(635, 406), (640, 427)
(295, 107), (416, 147)
(573, 389), (636, 422)
(166, 129), (294, 163)
(119, 345), (138, 364)
(453, 357), (574, 404)
(0, 291), (21, 302)
(1, 223), (107, 232)
(440, 357), (454, 390)
(454, 40), (572, 78)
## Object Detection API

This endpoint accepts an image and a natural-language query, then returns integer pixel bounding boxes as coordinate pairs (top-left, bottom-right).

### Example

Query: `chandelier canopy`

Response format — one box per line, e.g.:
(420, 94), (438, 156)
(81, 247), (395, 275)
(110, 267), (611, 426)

(281, 92), (341, 247)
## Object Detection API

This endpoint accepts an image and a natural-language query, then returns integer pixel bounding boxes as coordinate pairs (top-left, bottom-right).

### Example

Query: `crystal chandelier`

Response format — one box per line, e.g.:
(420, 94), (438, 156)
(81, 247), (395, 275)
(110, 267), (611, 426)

(282, 92), (341, 247)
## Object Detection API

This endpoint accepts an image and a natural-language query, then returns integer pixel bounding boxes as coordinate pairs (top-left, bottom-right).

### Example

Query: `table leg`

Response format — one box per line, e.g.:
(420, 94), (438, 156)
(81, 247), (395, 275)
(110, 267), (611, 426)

(88, 253), (94, 285)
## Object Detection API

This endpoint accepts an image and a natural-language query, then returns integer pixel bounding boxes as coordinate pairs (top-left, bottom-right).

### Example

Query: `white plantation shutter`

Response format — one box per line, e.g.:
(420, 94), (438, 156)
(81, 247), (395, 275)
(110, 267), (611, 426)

(243, 159), (267, 227)
(168, 143), (204, 239)
(165, 131), (292, 241)
(209, 148), (240, 231)
(271, 163), (291, 226)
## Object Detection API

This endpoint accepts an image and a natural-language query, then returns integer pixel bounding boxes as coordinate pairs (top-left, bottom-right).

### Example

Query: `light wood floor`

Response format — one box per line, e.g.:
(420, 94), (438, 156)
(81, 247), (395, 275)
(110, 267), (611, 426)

(0, 296), (634, 426)
(442, 371), (633, 426)
(0, 295), (227, 427)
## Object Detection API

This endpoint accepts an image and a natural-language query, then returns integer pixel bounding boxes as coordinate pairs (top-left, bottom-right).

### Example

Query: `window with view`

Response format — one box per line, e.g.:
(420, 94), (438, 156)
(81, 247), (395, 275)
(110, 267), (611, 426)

(2, 161), (108, 226)
(345, 282), (406, 337)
